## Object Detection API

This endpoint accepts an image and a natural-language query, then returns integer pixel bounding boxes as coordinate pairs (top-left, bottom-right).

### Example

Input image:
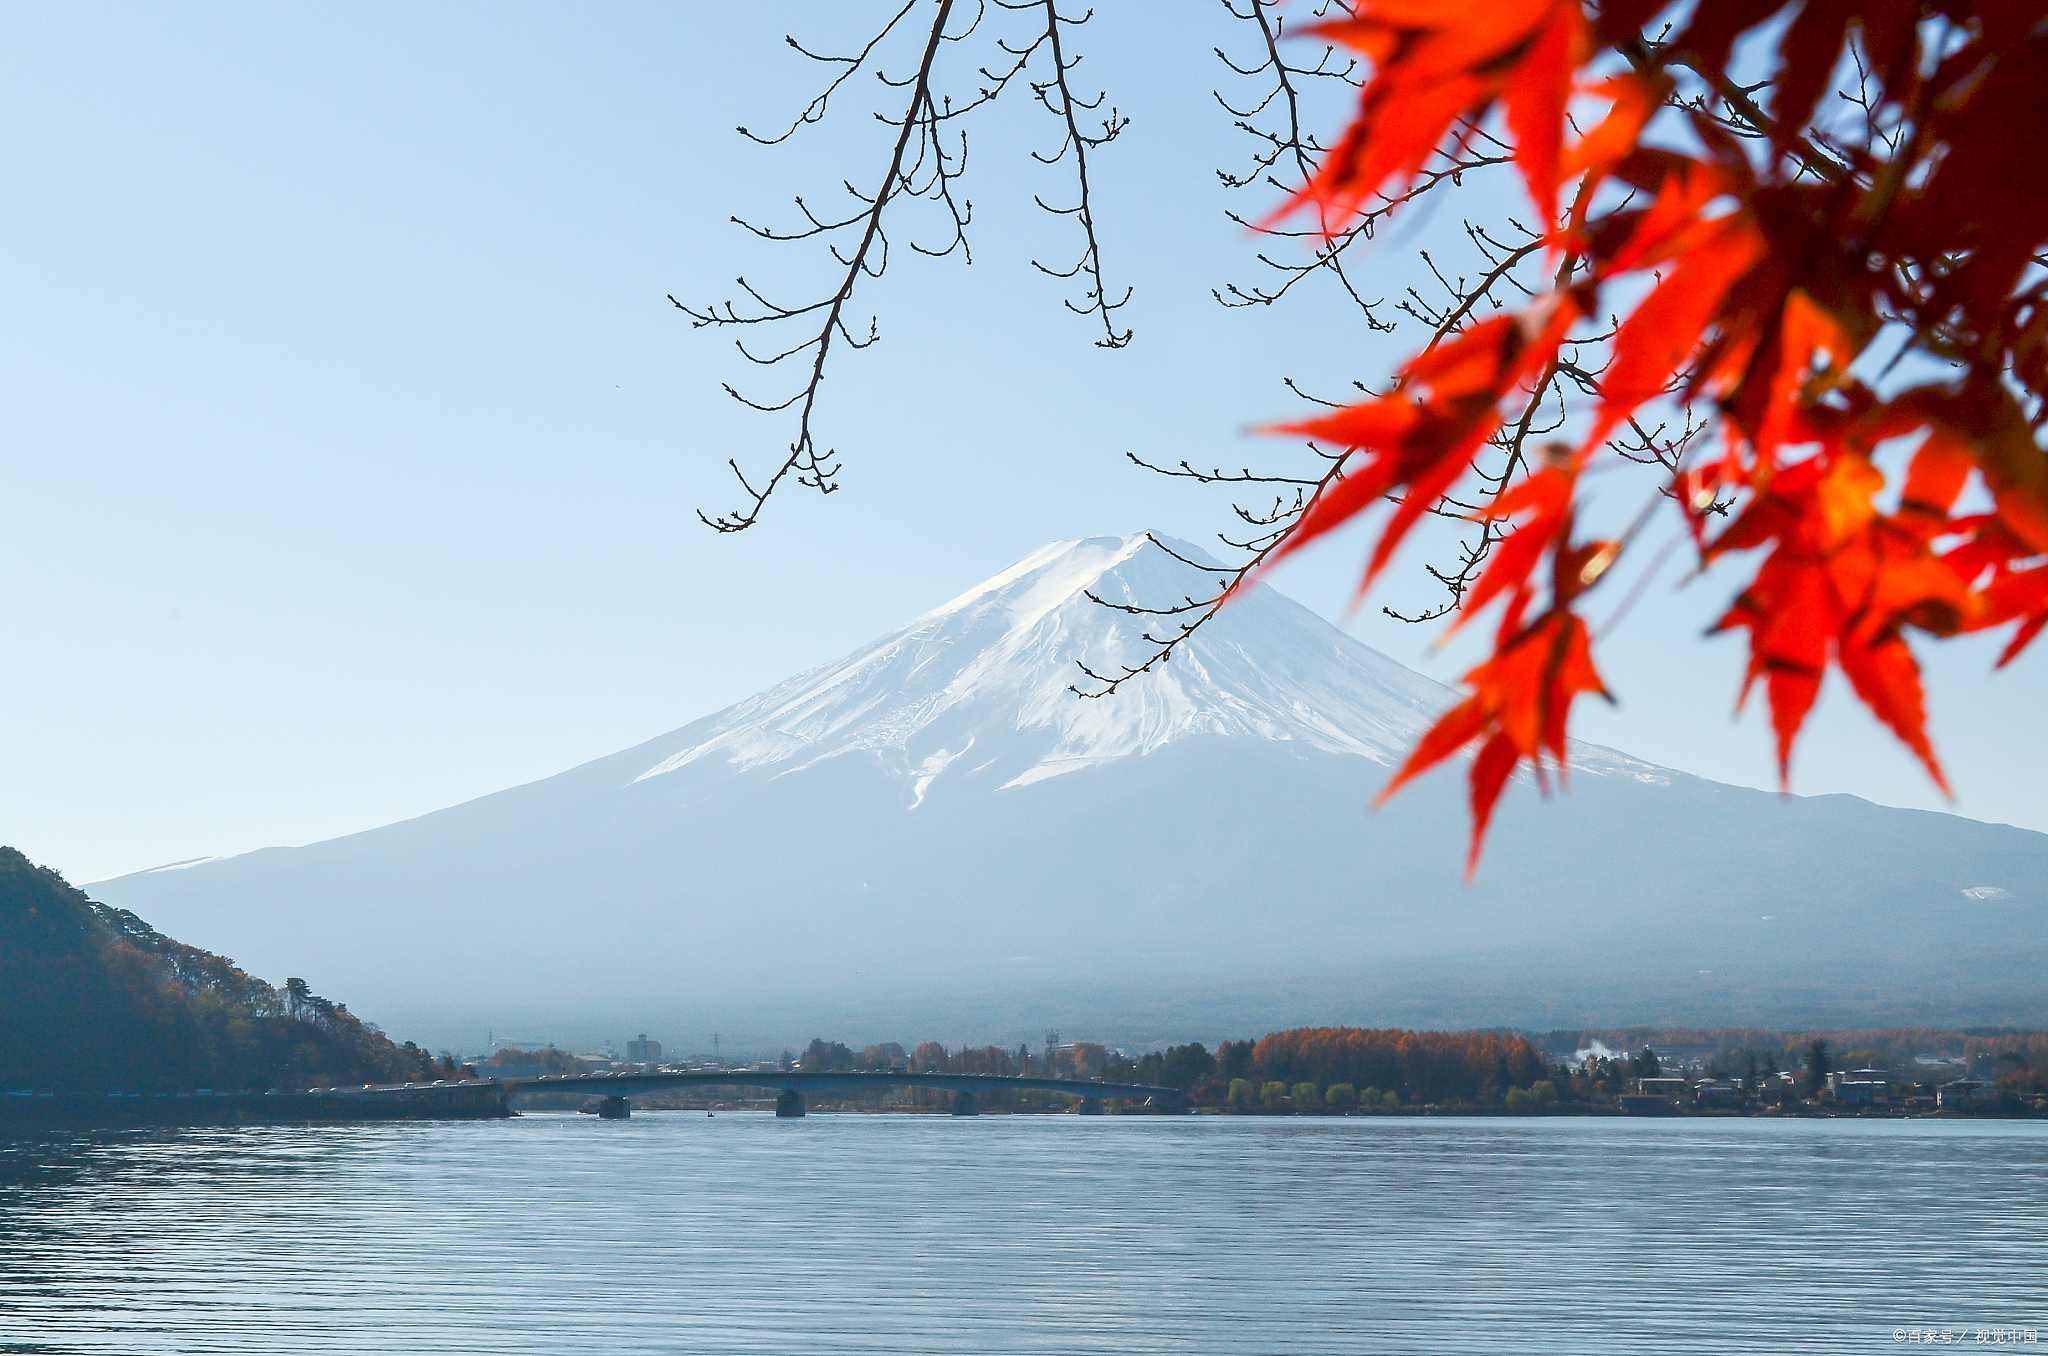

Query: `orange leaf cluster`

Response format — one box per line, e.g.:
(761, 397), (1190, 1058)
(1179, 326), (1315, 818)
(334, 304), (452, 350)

(1257, 0), (2048, 868)
(1295, 0), (1586, 226)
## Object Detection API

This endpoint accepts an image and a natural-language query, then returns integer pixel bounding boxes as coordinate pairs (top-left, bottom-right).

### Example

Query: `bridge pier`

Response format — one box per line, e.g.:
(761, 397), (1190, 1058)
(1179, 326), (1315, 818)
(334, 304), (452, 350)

(501, 1071), (1174, 1117)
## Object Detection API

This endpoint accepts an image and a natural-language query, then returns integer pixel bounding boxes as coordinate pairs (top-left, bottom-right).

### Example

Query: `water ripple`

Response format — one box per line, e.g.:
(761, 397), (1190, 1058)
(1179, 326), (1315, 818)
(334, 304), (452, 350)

(1, 1115), (2043, 1353)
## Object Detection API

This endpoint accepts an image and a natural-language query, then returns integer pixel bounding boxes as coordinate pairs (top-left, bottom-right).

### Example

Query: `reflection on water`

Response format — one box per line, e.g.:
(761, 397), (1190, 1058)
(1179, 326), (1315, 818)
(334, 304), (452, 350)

(1, 1115), (2043, 1353)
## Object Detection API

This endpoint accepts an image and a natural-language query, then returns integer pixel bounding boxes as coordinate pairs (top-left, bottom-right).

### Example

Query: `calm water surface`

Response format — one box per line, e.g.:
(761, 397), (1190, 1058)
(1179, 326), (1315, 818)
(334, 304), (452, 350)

(0, 1113), (2042, 1353)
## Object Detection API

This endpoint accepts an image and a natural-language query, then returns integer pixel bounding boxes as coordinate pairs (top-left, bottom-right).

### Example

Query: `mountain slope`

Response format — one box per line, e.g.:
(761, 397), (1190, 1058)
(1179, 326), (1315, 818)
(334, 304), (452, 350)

(91, 535), (2048, 1048)
(0, 846), (449, 1092)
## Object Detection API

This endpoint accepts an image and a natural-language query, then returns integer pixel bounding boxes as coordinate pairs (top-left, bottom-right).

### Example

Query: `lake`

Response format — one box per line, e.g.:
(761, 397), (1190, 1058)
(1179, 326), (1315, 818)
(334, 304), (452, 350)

(1, 1113), (2042, 1353)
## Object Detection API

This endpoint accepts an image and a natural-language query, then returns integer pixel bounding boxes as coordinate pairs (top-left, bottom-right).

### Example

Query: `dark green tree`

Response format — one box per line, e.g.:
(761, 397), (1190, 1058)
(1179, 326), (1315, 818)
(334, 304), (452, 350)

(0, 846), (443, 1095)
(1134, 1042), (1217, 1090)
(1804, 1040), (1832, 1097)
(802, 1038), (856, 1071)
(1216, 1040), (1255, 1084)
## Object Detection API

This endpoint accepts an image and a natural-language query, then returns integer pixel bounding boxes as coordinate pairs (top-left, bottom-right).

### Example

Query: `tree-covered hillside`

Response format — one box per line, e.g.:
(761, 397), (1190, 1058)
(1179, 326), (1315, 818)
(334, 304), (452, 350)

(0, 847), (454, 1094)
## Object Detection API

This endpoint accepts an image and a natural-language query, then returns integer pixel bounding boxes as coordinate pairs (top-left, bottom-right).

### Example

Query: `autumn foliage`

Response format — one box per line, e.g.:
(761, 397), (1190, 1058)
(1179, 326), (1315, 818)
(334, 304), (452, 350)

(0, 846), (453, 1094)
(1258, 0), (2048, 866)
(1251, 1026), (1550, 1101)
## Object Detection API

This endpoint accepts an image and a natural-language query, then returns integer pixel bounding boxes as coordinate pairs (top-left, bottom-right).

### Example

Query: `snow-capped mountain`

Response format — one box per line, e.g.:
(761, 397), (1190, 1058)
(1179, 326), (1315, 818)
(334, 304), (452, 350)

(91, 534), (2048, 1049)
(638, 534), (1442, 788)
(628, 534), (1653, 796)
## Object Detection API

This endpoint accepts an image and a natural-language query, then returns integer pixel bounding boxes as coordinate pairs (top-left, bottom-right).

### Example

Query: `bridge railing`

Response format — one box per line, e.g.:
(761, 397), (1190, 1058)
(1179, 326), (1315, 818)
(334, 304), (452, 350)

(494, 1068), (1182, 1112)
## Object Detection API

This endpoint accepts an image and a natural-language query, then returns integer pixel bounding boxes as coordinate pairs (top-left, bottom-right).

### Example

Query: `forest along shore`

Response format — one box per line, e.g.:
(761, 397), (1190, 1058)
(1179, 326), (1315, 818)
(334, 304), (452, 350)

(497, 1030), (2048, 1120)
(8, 845), (2045, 1128)
(1, 847), (472, 1123)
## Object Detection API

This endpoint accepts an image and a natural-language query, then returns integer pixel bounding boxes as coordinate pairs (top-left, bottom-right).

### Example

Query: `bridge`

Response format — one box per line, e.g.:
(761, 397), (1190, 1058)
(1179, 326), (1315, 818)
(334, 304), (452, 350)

(495, 1068), (1184, 1118)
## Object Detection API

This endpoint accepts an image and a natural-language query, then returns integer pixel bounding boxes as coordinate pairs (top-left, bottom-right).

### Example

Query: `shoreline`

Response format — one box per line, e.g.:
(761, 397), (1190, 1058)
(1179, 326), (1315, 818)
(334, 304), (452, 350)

(5, 1098), (2040, 1130)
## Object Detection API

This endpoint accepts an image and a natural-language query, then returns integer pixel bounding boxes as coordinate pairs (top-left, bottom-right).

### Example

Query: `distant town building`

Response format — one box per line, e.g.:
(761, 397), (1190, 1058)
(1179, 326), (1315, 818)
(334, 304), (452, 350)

(1938, 1079), (1997, 1110)
(1695, 1079), (1740, 1106)
(626, 1034), (662, 1064)
(1643, 1047), (1721, 1074)
(1828, 1068), (1892, 1106)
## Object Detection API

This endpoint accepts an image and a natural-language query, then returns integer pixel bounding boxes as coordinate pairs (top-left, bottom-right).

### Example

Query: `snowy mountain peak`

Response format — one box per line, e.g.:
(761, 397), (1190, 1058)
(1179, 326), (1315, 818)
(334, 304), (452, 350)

(631, 533), (1464, 797)
(920, 532), (1148, 629)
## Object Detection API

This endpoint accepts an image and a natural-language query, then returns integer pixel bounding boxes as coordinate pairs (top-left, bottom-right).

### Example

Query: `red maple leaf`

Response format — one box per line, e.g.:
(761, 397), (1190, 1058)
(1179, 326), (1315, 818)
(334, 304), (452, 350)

(1244, 0), (2048, 869)
(1262, 297), (1580, 593)
(1375, 604), (1609, 876)
(1285, 0), (1585, 231)
(1705, 451), (1970, 792)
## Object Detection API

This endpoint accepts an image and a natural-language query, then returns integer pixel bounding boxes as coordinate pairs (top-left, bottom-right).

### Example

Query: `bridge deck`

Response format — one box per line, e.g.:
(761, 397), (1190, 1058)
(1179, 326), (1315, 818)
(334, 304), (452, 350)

(497, 1069), (1178, 1103)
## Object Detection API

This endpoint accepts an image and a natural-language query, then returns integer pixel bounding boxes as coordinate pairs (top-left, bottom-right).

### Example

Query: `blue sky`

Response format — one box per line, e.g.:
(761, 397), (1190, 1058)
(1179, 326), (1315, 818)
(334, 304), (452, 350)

(3, 3), (2041, 885)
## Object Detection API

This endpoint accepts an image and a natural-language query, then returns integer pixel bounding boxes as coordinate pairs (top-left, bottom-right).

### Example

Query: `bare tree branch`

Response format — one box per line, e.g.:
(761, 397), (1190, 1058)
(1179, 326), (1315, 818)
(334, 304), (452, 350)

(1009, 0), (1132, 346)
(676, 1), (961, 532)
(680, 0), (1134, 532)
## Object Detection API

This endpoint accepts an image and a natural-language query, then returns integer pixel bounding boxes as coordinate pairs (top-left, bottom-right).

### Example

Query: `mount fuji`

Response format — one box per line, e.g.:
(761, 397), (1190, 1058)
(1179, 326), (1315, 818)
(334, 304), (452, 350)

(92, 534), (2048, 1049)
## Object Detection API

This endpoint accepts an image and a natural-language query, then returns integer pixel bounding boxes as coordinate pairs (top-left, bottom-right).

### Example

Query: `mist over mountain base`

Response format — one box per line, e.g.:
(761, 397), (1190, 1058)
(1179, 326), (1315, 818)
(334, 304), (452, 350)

(92, 537), (2048, 1052)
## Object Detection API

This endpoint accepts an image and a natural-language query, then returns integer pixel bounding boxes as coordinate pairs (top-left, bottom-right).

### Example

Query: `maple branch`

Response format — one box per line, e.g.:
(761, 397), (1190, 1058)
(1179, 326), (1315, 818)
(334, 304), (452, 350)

(1104, 208), (1559, 650)
(1010, 0), (1132, 346)
(1079, 6), (1553, 689)
(1370, 215), (1600, 622)
(1088, 1), (2045, 856)
(1124, 449), (1324, 488)
(677, 1), (959, 532)
(1072, 447), (1351, 698)
(740, 5), (927, 148)
(1405, 232), (1546, 349)
(1208, 0), (1408, 328)
(1210, 2), (1518, 325)
(1087, 22), (1570, 680)
(1070, 529), (1291, 697)
(679, 0), (1132, 531)
(1618, 35), (1852, 187)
